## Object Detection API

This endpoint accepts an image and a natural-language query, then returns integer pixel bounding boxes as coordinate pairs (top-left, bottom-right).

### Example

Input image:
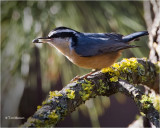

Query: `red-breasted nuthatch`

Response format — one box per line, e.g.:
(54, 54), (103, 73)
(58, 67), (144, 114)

(33, 27), (148, 69)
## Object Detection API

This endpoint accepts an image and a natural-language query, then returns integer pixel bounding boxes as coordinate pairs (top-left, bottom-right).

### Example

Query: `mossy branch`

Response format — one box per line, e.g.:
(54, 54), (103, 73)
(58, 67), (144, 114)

(21, 58), (159, 127)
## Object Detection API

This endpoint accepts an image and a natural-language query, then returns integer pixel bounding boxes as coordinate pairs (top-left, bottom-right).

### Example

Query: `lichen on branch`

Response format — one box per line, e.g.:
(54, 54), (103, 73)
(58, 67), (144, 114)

(21, 58), (159, 127)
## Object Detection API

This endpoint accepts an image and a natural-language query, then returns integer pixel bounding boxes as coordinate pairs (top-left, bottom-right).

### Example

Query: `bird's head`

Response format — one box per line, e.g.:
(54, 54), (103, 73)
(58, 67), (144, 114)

(32, 26), (79, 46)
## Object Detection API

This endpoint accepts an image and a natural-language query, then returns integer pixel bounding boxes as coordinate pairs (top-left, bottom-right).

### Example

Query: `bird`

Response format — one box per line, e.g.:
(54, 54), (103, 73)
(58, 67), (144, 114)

(32, 26), (148, 69)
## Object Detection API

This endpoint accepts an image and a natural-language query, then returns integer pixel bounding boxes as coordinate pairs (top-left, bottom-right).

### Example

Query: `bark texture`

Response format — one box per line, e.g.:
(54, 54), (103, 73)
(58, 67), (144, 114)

(21, 58), (159, 127)
(144, 0), (160, 63)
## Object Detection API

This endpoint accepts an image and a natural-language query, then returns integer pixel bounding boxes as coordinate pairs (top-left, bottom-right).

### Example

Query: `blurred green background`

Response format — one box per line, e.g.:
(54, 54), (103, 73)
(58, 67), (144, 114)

(1, 1), (149, 127)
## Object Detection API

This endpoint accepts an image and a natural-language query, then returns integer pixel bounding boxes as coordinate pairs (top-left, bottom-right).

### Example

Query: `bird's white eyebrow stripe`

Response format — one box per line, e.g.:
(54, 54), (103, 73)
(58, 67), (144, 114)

(56, 29), (76, 33)
(48, 29), (76, 37)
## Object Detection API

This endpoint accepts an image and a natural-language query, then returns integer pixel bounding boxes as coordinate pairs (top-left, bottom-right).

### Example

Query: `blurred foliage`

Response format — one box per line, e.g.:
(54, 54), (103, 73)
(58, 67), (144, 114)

(1, 1), (149, 127)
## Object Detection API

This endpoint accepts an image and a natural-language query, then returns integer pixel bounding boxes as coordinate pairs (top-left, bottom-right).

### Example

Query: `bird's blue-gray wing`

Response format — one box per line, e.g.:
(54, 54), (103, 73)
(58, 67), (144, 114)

(74, 33), (137, 57)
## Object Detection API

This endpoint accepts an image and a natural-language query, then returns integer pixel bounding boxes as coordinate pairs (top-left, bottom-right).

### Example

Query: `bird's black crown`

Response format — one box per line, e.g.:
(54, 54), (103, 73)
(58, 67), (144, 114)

(53, 26), (80, 33)
(48, 26), (79, 45)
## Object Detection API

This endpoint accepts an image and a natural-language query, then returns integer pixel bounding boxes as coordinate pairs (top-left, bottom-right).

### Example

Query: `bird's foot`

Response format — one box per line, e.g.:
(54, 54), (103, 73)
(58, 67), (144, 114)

(83, 69), (99, 79)
(70, 69), (99, 82)
(70, 75), (80, 82)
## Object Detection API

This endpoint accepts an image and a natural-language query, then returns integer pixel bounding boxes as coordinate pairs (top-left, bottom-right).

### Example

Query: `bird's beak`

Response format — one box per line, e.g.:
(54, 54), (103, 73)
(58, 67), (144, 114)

(32, 37), (52, 43)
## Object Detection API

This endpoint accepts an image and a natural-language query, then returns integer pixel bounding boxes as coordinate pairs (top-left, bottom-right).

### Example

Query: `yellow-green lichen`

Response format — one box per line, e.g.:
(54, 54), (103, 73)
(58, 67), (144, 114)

(150, 94), (160, 112)
(32, 110), (59, 127)
(55, 106), (68, 117)
(101, 58), (146, 83)
(40, 110), (59, 126)
(49, 91), (63, 100)
(37, 105), (42, 110)
(79, 92), (90, 101)
(28, 118), (51, 127)
(153, 95), (160, 112)
(101, 66), (115, 75)
(22, 117), (35, 127)
(34, 119), (44, 127)
(79, 79), (95, 101)
(42, 99), (52, 106)
(48, 110), (59, 120)
(97, 79), (108, 94)
(140, 112), (146, 116)
(140, 95), (152, 109)
(56, 106), (61, 110)
(65, 89), (75, 99)
(110, 76), (118, 82)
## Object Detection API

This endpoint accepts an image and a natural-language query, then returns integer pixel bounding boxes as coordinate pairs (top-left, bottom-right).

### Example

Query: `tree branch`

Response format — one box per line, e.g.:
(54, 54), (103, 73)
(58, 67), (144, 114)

(147, 0), (160, 63)
(117, 80), (159, 127)
(21, 58), (159, 127)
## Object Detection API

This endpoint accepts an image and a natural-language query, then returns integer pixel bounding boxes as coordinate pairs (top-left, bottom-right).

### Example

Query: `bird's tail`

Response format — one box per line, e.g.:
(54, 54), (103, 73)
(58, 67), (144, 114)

(122, 31), (149, 43)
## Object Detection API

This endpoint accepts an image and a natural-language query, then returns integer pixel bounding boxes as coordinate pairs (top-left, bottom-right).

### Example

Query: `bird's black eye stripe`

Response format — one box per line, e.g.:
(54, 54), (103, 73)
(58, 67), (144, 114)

(49, 32), (78, 45)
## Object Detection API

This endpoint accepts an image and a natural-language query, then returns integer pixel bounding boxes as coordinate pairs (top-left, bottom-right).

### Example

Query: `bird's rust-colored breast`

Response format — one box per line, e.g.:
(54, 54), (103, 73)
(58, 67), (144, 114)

(67, 49), (122, 69)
